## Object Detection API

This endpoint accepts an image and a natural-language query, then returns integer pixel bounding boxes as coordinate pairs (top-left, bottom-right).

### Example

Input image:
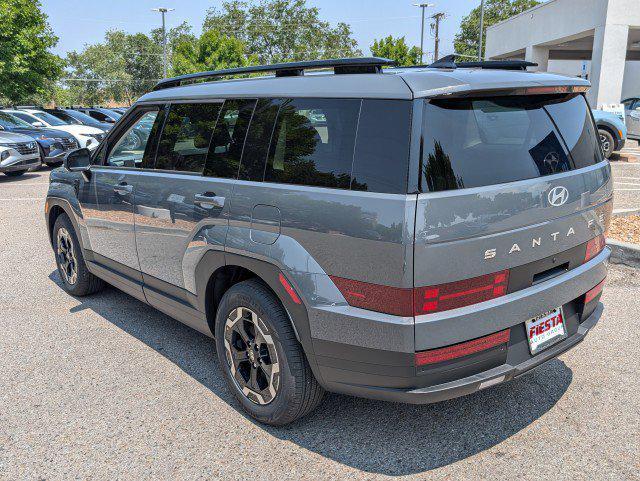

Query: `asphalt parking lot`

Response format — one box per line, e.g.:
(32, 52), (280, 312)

(1, 168), (639, 480)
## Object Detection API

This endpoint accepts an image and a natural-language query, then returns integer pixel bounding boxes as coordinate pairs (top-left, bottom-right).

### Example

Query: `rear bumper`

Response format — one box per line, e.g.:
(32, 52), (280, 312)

(310, 247), (609, 403)
(328, 303), (602, 404)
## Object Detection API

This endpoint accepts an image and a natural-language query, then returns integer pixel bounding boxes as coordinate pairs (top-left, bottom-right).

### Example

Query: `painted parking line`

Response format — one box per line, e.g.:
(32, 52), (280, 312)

(0, 197), (43, 201)
(614, 182), (640, 186)
(613, 188), (640, 192)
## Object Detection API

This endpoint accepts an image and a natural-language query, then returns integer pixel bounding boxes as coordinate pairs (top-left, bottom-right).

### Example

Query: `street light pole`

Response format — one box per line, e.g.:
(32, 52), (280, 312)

(414, 3), (434, 64)
(478, 0), (485, 61)
(152, 7), (174, 78)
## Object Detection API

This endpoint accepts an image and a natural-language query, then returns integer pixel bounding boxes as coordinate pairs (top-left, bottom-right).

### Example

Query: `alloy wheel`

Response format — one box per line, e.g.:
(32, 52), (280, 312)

(600, 133), (611, 156)
(224, 307), (280, 405)
(56, 227), (78, 285)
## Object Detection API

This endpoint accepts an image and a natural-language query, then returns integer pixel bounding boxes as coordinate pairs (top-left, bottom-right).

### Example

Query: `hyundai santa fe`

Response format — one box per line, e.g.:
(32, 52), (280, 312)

(45, 57), (611, 425)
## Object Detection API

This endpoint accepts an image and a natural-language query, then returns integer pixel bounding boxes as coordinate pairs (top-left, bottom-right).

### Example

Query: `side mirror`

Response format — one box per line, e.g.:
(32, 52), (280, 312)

(64, 148), (92, 177)
(0, 125), (4, 130)
(32, 121), (45, 127)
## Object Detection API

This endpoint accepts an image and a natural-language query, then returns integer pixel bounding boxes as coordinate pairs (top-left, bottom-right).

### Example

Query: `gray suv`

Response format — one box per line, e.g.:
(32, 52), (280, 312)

(45, 57), (611, 425)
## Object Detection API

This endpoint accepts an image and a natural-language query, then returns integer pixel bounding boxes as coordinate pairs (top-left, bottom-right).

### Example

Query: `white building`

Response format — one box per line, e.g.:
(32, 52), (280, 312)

(485, 0), (640, 107)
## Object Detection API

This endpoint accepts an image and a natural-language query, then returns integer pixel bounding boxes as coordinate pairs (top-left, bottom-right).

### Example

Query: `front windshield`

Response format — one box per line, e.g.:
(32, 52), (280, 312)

(34, 111), (68, 126)
(0, 112), (35, 129)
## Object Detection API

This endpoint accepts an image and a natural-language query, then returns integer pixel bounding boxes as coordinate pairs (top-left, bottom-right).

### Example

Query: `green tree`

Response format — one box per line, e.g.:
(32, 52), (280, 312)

(171, 30), (255, 76)
(65, 30), (163, 105)
(371, 36), (422, 66)
(454, 0), (540, 59)
(203, 0), (361, 64)
(0, 0), (63, 103)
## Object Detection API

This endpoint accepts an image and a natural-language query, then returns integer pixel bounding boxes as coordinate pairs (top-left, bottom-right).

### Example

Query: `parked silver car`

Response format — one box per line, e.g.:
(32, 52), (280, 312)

(0, 131), (40, 177)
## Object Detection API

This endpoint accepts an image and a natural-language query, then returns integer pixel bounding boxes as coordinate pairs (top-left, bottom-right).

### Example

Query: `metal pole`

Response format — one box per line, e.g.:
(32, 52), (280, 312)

(431, 12), (444, 61)
(414, 3), (434, 64)
(161, 11), (167, 78)
(420, 6), (425, 64)
(478, 0), (485, 61)
(152, 7), (174, 78)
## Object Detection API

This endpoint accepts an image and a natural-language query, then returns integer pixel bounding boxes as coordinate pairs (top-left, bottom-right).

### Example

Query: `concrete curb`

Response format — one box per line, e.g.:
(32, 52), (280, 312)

(607, 239), (640, 268)
(612, 208), (640, 218)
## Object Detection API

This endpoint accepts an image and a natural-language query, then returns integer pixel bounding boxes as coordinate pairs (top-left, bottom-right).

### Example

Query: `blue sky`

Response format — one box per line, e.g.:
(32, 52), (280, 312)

(42, 0), (479, 60)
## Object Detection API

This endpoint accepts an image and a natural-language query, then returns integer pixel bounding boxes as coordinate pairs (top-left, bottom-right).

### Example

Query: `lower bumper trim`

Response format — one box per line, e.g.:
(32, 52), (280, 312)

(326, 303), (603, 405)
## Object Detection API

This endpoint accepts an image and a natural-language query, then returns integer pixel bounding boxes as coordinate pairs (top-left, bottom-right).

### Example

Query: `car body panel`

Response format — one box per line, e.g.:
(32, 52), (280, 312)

(622, 97), (640, 139)
(592, 109), (627, 150)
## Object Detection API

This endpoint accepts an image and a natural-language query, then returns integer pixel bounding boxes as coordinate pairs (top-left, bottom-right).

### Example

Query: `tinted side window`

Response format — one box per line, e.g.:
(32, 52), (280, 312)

(203, 99), (257, 179)
(264, 98), (360, 189)
(239, 98), (282, 182)
(351, 100), (411, 194)
(105, 110), (161, 168)
(155, 103), (221, 173)
(12, 112), (37, 125)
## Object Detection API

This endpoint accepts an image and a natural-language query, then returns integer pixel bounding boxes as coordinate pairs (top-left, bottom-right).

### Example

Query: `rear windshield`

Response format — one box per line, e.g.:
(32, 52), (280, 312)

(420, 94), (602, 192)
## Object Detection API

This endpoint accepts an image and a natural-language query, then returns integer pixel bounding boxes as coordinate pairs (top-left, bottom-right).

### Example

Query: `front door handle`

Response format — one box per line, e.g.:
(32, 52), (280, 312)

(194, 193), (225, 209)
(113, 182), (133, 195)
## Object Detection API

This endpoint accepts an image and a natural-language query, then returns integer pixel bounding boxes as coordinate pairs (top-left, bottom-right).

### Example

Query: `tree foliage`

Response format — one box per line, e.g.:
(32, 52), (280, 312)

(0, 0), (63, 103)
(171, 30), (256, 76)
(203, 0), (361, 63)
(64, 30), (163, 105)
(454, 0), (540, 59)
(370, 36), (422, 67)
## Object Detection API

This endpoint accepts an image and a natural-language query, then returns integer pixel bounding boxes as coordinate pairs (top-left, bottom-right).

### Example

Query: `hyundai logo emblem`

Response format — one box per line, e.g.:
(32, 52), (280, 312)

(548, 186), (569, 207)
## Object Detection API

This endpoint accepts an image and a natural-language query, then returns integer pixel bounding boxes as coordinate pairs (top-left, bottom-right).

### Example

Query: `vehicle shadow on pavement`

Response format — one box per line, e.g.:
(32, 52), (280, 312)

(51, 271), (573, 476)
(0, 172), (41, 183)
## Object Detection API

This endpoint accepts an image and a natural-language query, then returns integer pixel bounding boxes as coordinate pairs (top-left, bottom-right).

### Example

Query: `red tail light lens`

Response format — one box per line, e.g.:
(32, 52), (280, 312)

(584, 279), (606, 304)
(414, 270), (510, 315)
(329, 276), (413, 316)
(584, 234), (605, 263)
(415, 329), (511, 366)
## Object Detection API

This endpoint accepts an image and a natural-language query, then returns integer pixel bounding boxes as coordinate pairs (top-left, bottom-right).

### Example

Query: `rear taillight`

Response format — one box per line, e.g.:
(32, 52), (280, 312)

(584, 234), (606, 262)
(413, 270), (510, 315)
(328, 276), (413, 316)
(585, 279), (606, 304)
(415, 329), (510, 366)
(330, 269), (510, 317)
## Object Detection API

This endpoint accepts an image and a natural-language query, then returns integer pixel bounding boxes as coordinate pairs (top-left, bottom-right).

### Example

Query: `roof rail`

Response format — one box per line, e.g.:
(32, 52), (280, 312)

(152, 57), (397, 91)
(428, 54), (537, 71)
(15, 105), (41, 110)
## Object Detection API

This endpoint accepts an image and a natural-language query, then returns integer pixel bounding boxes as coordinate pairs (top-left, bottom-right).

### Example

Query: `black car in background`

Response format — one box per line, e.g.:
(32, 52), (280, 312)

(75, 107), (122, 124)
(44, 108), (113, 132)
(0, 111), (78, 167)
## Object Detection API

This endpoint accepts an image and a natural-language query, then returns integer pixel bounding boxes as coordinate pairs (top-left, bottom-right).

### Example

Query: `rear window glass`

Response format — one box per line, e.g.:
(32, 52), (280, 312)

(420, 94), (602, 192)
(264, 98), (360, 189)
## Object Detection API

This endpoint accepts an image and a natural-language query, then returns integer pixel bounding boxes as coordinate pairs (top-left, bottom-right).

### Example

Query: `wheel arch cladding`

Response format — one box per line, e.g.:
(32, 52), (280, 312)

(195, 251), (323, 384)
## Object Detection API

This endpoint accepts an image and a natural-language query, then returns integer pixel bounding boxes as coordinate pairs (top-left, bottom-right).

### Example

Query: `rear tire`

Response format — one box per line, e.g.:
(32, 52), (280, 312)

(599, 129), (615, 159)
(4, 171), (25, 177)
(52, 213), (104, 296)
(215, 279), (324, 425)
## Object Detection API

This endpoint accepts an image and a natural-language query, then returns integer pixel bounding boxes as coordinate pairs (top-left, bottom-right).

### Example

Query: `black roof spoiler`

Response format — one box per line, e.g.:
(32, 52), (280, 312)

(428, 54), (537, 71)
(152, 57), (397, 91)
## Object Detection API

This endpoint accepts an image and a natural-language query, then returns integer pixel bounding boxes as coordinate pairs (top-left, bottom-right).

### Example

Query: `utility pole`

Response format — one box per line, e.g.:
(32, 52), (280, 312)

(414, 3), (434, 64)
(152, 7), (174, 78)
(430, 12), (445, 61)
(478, 0), (485, 60)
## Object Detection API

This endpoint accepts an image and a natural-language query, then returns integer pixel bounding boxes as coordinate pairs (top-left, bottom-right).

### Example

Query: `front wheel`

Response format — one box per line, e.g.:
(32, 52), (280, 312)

(215, 280), (324, 425)
(52, 213), (104, 296)
(599, 129), (615, 159)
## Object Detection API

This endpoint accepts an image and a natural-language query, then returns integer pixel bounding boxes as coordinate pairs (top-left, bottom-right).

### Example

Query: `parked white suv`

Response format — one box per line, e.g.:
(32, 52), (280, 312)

(3, 108), (105, 151)
(0, 131), (41, 177)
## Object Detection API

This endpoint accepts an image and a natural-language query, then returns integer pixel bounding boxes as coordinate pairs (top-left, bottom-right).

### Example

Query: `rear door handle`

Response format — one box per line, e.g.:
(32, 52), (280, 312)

(194, 193), (225, 209)
(113, 183), (133, 195)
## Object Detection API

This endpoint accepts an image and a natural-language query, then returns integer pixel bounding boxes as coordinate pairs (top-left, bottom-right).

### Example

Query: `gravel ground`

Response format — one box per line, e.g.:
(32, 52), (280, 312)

(609, 215), (640, 243)
(1, 169), (639, 480)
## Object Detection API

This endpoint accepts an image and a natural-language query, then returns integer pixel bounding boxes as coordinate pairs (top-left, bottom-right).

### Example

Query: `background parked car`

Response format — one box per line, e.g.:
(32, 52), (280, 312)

(592, 109), (627, 159)
(109, 107), (129, 115)
(0, 131), (40, 177)
(622, 97), (640, 140)
(44, 108), (113, 132)
(74, 107), (122, 124)
(3, 108), (105, 151)
(0, 112), (78, 167)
